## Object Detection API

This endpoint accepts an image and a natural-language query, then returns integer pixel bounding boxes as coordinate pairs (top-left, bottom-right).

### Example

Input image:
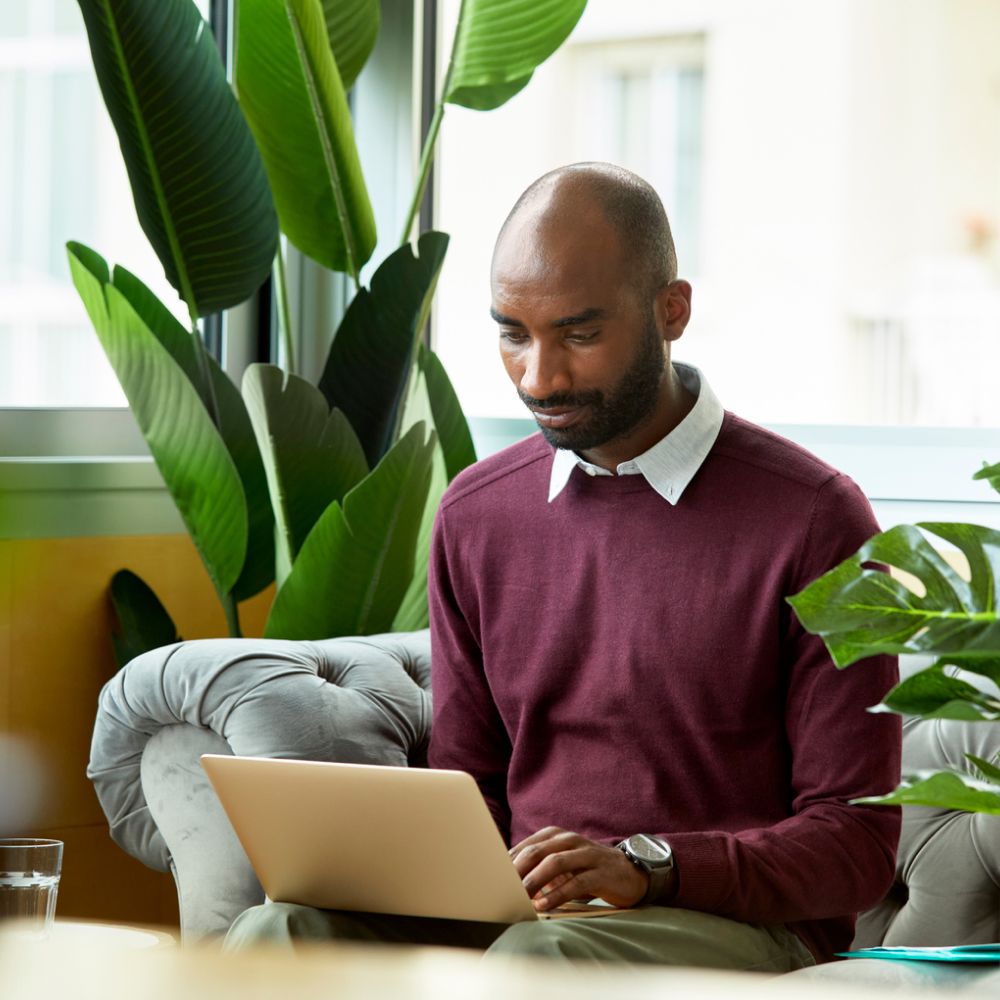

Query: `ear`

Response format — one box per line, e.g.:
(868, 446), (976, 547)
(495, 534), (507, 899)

(654, 280), (692, 343)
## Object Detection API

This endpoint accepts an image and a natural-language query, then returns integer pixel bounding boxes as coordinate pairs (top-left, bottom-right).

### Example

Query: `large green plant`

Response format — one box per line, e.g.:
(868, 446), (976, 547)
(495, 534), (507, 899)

(789, 461), (1000, 815)
(70, 0), (587, 652)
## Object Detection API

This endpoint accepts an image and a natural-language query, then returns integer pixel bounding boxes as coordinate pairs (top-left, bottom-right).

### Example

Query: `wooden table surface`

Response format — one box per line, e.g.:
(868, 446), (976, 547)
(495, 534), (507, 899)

(2, 923), (999, 1000)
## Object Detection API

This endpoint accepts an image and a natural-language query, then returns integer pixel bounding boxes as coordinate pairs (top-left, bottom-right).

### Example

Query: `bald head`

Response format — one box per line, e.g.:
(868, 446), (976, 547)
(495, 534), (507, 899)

(494, 163), (678, 301)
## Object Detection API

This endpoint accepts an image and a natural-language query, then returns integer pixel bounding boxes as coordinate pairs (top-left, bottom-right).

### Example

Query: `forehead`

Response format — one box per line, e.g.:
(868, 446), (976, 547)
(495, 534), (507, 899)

(491, 202), (629, 315)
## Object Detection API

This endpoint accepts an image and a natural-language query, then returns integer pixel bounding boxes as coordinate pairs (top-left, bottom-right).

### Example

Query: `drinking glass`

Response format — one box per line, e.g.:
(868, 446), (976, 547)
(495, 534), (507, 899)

(0, 839), (63, 935)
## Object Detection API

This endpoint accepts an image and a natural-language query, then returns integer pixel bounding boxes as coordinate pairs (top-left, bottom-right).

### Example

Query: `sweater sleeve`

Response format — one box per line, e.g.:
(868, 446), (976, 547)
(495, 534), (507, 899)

(426, 508), (514, 841)
(665, 474), (902, 927)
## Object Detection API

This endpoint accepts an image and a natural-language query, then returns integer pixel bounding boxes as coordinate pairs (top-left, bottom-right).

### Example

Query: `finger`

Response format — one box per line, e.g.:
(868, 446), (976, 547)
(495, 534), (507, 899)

(533, 870), (596, 911)
(508, 827), (567, 857)
(520, 845), (599, 899)
(510, 831), (586, 877)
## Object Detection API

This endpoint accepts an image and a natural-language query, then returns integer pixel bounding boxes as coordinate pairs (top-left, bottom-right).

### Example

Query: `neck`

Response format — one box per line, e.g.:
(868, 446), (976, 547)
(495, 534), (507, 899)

(579, 365), (695, 472)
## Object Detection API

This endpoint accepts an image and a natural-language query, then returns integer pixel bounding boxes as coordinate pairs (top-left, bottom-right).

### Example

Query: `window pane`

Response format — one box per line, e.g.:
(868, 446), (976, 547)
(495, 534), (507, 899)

(433, 0), (1000, 428)
(1, 0), (210, 408)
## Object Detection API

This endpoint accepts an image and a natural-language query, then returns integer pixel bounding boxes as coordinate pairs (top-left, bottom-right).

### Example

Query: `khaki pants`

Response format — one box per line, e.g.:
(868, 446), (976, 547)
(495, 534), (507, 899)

(224, 903), (815, 972)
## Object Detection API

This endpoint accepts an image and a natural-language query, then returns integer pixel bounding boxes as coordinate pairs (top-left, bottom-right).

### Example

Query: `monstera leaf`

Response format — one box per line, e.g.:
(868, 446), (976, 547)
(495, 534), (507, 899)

(444, 0), (587, 110)
(875, 658), (1000, 721)
(236, 0), (376, 277)
(854, 770), (1000, 815)
(264, 423), (437, 639)
(75, 0), (277, 317)
(68, 242), (249, 599)
(788, 522), (1000, 668)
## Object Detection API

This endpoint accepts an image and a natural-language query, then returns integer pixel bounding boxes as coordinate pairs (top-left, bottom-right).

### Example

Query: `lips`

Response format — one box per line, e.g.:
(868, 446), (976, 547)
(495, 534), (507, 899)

(530, 406), (584, 429)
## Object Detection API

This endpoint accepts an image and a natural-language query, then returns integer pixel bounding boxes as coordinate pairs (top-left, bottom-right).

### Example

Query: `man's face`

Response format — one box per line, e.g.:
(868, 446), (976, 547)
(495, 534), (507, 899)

(490, 205), (668, 457)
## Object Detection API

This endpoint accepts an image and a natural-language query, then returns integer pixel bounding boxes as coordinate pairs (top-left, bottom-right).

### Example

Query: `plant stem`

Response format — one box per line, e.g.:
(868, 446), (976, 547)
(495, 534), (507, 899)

(274, 246), (296, 375)
(400, 102), (445, 246)
(222, 592), (243, 638)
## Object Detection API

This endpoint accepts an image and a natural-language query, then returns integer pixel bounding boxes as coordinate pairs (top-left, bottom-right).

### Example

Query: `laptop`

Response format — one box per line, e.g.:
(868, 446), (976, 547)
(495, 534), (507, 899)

(200, 754), (629, 924)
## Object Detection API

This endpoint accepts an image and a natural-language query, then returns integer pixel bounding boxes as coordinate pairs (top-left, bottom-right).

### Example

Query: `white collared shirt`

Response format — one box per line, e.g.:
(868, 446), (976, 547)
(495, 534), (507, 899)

(547, 363), (724, 504)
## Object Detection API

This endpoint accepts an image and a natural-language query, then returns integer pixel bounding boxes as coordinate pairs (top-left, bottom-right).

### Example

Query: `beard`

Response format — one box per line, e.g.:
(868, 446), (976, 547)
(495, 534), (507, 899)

(519, 317), (667, 453)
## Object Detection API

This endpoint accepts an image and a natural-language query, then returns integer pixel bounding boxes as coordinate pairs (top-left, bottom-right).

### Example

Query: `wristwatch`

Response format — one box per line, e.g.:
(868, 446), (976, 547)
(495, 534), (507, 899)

(618, 833), (676, 905)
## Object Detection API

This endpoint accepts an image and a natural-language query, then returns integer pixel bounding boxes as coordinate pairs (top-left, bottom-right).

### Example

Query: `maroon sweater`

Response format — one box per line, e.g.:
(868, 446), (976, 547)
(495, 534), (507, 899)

(427, 413), (901, 963)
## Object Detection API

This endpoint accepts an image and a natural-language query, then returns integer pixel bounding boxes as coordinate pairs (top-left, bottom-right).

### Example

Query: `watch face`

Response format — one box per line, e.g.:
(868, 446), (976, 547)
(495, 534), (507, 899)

(629, 834), (670, 864)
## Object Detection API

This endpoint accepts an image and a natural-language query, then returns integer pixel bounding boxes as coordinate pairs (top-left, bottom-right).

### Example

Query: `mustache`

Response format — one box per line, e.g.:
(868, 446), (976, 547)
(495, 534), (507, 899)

(518, 389), (603, 409)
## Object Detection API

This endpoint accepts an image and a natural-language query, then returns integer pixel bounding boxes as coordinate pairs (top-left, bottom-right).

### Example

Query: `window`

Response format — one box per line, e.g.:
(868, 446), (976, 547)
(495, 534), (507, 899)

(432, 0), (1000, 432)
(0, 0), (210, 407)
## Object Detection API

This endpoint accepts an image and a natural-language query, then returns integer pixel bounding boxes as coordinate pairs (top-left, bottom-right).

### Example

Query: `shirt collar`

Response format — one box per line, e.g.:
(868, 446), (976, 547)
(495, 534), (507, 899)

(547, 363), (724, 505)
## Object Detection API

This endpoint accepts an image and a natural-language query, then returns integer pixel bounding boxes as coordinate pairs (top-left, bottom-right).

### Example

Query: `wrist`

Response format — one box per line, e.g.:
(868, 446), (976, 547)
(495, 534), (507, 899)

(618, 834), (677, 905)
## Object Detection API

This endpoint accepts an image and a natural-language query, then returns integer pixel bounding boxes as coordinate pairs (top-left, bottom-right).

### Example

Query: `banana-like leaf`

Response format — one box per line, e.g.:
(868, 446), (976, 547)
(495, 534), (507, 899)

(417, 344), (477, 481)
(109, 569), (181, 668)
(68, 243), (248, 596)
(392, 365), (450, 631)
(265, 423), (436, 639)
(75, 0), (277, 317)
(242, 363), (368, 587)
(319, 232), (449, 467)
(444, 0), (587, 111)
(853, 770), (1000, 815)
(112, 266), (275, 600)
(876, 662), (1000, 721)
(974, 460), (1000, 497)
(236, 0), (376, 276)
(788, 522), (1000, 668)
(320, 0), (379, 90)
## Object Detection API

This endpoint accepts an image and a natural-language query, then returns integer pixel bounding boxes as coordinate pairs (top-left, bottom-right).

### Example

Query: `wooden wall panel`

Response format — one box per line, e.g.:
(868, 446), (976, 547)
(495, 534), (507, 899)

(1, 533), (273, 927)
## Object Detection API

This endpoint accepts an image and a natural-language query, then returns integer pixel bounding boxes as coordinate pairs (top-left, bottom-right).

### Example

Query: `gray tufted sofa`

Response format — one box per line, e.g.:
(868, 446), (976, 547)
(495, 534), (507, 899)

(89, 631), (1000, 987)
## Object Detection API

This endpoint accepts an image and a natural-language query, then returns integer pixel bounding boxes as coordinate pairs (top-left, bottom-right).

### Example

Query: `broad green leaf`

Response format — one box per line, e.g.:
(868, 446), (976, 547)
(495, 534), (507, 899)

(68, 243), (248, 596)
(853, 770), (1000, 815)
(392, 367), (450, 631)
(319, 232), (449, 466)
(236, 0), (376, 276)
(973, 460), (1000, 498)
(417, 344), (477, 481)
(876, 662), (1000, 721)
(320, 0), (379, 90)
(443, 0), (587, 111)
(788, 521), (1000, 668)
(242, 363), (368, 587)
(75, 0), (277, 316)
(109, 569), (181, 668)
(265, 423), (436, 639)
(108, 265), (275, 600)
(966, 753), (1000, 785)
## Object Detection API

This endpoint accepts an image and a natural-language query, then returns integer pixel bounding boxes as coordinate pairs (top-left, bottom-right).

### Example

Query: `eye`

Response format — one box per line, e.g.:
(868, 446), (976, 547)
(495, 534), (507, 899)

(499, 328), (528, 345)
(565, 329), (599, 343)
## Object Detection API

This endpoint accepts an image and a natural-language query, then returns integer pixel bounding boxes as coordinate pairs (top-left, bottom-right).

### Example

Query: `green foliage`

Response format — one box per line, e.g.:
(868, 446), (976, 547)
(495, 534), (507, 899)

(74, 0), (277, 318)
(319, 232), (449, 467)
(319, 0), (380, 89)
(68, 243), (253, 600)
(790, 461), (1000, 816)
(109, 570), (181, 669)
(242, 364), (368, 587)
(264, 423), (437, 639)
(235, 0), (376, 277)
(72, 0), (588, 649)
(444, 0), (588, 110)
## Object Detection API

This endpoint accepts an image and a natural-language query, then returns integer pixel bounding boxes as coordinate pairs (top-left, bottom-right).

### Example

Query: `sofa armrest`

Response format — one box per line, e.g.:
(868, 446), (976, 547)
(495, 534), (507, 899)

(88, 631), (431, 939)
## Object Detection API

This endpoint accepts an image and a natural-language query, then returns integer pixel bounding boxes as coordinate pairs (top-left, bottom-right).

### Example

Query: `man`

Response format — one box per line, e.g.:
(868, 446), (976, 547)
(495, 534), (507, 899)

(227, 163), (901, 970)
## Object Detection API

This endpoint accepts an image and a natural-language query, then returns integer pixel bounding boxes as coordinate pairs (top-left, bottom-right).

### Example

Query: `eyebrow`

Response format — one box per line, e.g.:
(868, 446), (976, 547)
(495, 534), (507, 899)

(488, 306), (607, 328)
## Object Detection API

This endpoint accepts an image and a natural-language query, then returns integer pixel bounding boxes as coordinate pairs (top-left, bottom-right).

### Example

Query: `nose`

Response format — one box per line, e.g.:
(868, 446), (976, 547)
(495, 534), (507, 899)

(518, 340), (572, 402)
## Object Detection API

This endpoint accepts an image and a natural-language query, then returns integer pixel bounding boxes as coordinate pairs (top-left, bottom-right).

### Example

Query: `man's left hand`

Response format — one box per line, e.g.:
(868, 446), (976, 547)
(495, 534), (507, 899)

(509, 827), (648, 911)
